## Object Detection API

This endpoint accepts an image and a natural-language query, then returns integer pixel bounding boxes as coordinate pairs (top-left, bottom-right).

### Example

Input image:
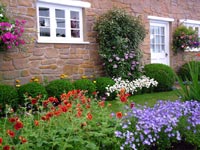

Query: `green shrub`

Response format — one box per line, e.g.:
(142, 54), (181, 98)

(73, 79), (96, 96)
(94, 8), (146, 80)
(18, 82), (47, 105)
(177, 61), (200, 81)
(95, 77), (116, 100)
(0, 84), (19, 115)
(45, 79), (74, 99)
(144, 63), (176, 92)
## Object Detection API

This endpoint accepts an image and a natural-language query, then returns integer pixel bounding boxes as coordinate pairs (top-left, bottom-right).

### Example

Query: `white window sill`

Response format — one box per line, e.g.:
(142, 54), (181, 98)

(37, 39), (90, 44)
(37, 0), (91, 8)
(185, 47), (200, 52)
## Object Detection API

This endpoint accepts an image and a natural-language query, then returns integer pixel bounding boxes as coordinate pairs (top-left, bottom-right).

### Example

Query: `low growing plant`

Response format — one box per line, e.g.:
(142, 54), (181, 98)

(106, 75), (158, 96)
(115, 100), (200, 150)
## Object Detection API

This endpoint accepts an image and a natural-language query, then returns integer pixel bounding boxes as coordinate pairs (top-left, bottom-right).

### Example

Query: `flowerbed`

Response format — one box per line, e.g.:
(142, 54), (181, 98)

(115, 100), (200, 150)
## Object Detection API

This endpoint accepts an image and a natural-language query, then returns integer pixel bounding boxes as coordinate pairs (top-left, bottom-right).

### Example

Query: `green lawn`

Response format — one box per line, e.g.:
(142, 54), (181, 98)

(108, 90), (180, 111)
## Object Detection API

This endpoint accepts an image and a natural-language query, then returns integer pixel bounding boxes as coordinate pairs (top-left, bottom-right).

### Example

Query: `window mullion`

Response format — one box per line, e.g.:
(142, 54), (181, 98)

(50, 7), (56, 40)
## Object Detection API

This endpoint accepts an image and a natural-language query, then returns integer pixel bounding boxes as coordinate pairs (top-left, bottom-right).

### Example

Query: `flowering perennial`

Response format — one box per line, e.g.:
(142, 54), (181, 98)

(106, 75), (158, 95)
(115, 100), (200, 150)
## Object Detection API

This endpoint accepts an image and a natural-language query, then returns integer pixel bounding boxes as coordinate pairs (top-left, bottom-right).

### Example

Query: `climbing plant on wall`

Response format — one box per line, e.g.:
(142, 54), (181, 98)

(94, 8), (146, 80)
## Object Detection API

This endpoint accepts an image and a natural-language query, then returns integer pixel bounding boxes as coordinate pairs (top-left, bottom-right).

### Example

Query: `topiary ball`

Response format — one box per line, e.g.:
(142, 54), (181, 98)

(177, 61), (200, 81)
(73, 79), (96, 96)
(144, 63), (176, 92)
(95, 77), (116, 100)
(18, 82), (47, 105)
(0, 84), (19, 116)
(45, 79), (74, 100)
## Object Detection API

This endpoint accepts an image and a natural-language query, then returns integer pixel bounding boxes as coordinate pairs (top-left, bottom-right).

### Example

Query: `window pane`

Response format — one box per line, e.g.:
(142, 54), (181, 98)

(56, 9), (65, 18)
(39, 18), (50, 27)
(39, 7), (49, 17)
(71, 30), (80, 38)
(56, 29), (65, 37)
(71, 21), (79, 28)
(40, 28), (50, 37)
(70, 11), (79, 20)
(56, 19), (65, 28)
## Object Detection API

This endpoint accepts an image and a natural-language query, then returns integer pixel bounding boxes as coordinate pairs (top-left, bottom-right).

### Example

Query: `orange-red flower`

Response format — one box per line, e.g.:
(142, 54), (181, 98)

(116, 112), (123, 119)
(19, 136), (27, 144)
(87, 112), (93, 120)
(48, 97), (59, 103)
(98, 101), (105, 107)
(14, 121), (23, 130)
(34, 120), (39, 126)
(196, 53), (200, 57)
(76, 111), (82, 118)
(0, 137), (3, 146)
(7, 130), (15, 138)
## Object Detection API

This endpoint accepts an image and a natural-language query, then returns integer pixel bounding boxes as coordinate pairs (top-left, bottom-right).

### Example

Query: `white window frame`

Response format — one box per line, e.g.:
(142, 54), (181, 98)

(36, 0), (91, 44)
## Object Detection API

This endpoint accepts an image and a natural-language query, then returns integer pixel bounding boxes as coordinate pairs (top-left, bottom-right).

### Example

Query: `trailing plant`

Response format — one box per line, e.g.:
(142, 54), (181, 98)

(94, 8), (146, 80)
(173, 25), (199, 53)
(0, 3), (26, 51)
(0, 84), (19, 116)
(144, 63), (176, 92)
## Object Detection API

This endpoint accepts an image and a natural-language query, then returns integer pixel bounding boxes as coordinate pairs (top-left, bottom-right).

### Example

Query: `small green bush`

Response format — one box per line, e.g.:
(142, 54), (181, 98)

(144, 64), (176, 92)
(73, 79), (96, 96)
(177, 61), (200, 81)
(95, 77), (116, 100)
(45, 79), (74, 99)
(0, 84), (19, 115)
(18, 82), (47, 105)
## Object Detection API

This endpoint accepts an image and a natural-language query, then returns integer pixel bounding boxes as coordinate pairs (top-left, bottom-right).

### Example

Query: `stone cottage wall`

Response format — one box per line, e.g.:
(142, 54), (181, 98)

(1, 0), (200, 85)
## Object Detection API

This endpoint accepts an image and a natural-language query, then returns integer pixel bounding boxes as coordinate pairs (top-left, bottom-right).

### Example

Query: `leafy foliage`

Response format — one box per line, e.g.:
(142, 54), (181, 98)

(144, 63), (176, 92)
(18, 82), (47, 105)
(176, 61), (200, 101)
(94, 8), (146, 80)
(173, 25), (199, 53)
(73, 79), (96, 96)
(177, 61), (200, 81)
(45, 79), (74, 99)
(0, 84), (19, 115)
(95, 76), (116, 100)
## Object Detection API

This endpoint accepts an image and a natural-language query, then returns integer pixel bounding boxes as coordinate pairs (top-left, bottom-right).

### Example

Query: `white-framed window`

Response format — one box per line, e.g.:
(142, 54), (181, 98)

(180, 19), (200, 37)
(37, 0), (91, 44)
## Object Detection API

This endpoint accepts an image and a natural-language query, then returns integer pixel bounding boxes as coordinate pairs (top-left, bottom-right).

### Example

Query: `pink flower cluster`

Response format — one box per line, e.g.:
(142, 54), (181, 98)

(0, 20), (26, 49)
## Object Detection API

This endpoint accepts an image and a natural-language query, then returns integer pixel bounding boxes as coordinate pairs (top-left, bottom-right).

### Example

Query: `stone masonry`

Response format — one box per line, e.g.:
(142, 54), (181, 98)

(1, 0), (200, 85)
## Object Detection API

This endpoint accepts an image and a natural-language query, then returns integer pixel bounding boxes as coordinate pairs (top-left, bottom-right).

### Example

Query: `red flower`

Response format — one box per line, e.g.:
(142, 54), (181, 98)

(14, 121), (23, 130)
(87, 112), (93, 120)
(0, 137), (3, 145)
(42, 100), (49, 108)
(8, 117), (18, 123)
(48, 97), (59, 103)
(98, 101), (105, 107)
(34, 120), (39, 126)
(19, 136), (27, 144)
(59, 105), (68, 112)
(196, 53), (200, 57)
(3, 145), (10, 150)
(31, 98), (37, 105)
(116, 112), (123, 119)
(7, 130), (15, 138)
